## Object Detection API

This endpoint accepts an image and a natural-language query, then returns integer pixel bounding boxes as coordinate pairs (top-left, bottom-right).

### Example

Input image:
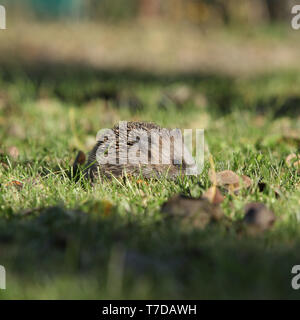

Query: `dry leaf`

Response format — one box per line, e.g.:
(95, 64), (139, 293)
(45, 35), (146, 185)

(161, 194), (223, 229)
(202, 186), (224, 205)
(286, 153), (300, 168)
(6, 180), (23, 190)
(210, 170), (240, 186)
(240, 175), (252, 189)
(209, 170), (252, 193)
(7, 146), (19, 160)
(243, 202), (276, 234)
(136, 179), (148, 185)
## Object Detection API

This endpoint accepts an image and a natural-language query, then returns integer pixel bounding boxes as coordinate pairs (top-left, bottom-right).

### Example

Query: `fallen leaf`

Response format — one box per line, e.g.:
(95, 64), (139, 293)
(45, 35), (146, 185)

(202, 186), (224, 205)
(286, 153), (300, 168)
(243, 202), (276, 234)
(7, 146), (19, 160)
(210, 170), (240, 186)
(209, 170), (252, 193)
(161, 194), (223, 229)
(6, 180), (23, 190)
(136, 179), (148, 185)
(241, 175), (252, 188)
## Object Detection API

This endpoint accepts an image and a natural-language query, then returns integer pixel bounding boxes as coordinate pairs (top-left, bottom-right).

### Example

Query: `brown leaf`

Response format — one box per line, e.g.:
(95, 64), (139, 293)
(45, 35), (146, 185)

(136, 179), (148, 185)
(7, 146), (19, 160)
(6, 180), (23, 190)
(231, 175), (252, 193)
(243, 202), (276, 234)
(202, 186), (224, 205)
(210, 170), (239, 186)
(241, 175), (252, 188)
(161, 194), (223, 229)
(286, 153), (300, 168)
(209, 170), (252, 193)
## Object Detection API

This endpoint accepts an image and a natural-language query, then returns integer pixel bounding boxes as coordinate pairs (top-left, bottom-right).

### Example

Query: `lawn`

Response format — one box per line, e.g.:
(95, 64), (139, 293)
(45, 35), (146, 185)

(1, 24), (300, 299)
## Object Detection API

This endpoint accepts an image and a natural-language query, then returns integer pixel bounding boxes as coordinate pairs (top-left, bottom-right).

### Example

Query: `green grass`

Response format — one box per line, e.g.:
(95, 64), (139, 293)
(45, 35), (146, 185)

(1, 64), (300, 299)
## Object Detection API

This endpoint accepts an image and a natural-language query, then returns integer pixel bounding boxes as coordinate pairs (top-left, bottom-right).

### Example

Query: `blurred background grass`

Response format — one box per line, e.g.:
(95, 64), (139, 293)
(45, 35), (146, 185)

(1, 0), (300, 75)
(2, 0), (298, 24)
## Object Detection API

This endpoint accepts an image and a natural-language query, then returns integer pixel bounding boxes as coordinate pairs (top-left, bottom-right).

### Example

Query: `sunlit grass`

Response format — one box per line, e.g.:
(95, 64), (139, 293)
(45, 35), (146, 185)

(1, 64), (300, 299)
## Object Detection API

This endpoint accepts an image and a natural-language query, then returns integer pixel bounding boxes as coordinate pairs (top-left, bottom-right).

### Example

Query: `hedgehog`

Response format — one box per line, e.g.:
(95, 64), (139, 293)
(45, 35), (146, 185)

(73, 121), (198, 181)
